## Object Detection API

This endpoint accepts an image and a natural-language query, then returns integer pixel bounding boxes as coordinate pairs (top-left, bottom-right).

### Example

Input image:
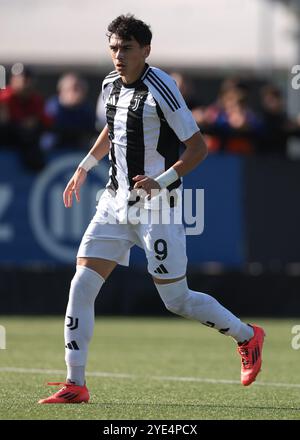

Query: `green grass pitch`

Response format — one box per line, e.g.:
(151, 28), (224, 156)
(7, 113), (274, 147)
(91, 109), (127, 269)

(0, 316), (300, 420)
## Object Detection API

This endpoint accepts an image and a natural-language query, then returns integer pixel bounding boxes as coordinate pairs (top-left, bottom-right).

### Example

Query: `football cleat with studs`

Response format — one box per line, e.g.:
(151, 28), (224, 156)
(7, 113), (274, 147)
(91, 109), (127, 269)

(238, 324), (266, 386)
(38, 381), (90, 404)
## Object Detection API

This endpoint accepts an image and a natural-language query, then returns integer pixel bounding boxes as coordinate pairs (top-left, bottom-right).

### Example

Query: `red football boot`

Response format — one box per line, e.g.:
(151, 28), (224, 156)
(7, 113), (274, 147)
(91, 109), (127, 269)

(38, 381), (90, 404)
(237, 325), (266, 386)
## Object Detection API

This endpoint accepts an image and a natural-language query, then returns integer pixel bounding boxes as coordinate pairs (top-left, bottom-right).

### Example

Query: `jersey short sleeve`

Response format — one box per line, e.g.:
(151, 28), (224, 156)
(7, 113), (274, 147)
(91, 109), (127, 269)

(144, 67), (200, 142)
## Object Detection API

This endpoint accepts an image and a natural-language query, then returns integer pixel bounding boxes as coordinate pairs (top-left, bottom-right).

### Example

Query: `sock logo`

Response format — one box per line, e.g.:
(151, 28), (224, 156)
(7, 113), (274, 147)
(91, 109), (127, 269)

(66, 316), (79, 330)
(204, 321), (215, 328)
(219, 327), (230, 334)
(65, 340), (79, 350)
(203, 322), (229, 334)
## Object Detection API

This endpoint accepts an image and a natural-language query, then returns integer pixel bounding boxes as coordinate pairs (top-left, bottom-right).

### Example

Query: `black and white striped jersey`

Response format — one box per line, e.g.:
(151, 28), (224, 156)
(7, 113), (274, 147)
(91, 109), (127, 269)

(102, 63), (199, 201)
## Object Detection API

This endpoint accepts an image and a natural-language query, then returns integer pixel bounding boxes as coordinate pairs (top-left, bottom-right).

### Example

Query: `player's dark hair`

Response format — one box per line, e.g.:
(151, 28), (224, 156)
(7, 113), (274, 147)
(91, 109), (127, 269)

(107, 14), (152, 46)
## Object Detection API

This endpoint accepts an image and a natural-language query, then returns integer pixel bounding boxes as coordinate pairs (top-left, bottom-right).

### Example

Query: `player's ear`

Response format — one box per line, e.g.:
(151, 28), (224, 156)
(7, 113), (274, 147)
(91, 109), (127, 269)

(143, 45), (151, 59)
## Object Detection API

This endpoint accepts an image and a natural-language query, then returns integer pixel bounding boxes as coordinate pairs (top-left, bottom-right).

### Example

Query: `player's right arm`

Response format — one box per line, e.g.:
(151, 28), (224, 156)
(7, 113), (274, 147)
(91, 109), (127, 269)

(88, 124), (110, 161)
(63, 124), (110, 208)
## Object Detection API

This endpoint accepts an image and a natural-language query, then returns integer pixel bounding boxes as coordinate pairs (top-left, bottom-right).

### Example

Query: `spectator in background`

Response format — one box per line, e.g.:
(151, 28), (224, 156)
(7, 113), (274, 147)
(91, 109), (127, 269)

(258, 84), (292, 157)
(44, 72), (95, 150)
(169, 72), (201, 110)
(216, 85), (262, 154)
(194, 77), (262, 154)
(0, 63), (48, 171)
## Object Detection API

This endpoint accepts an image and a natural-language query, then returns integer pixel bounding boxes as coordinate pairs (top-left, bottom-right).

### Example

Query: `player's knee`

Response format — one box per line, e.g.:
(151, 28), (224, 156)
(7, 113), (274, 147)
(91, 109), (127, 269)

(69, 265), (104, 305)
(164, 295), (187, 316)
(154, 277), (190, 316)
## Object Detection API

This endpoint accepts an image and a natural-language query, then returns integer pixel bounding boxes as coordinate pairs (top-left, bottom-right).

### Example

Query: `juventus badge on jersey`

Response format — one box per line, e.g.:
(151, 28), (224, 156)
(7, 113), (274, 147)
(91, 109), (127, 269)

(131, 95), (144, 112)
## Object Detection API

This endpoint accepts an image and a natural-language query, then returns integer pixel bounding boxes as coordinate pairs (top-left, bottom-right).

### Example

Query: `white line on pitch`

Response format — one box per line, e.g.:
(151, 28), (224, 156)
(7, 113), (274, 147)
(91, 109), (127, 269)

(0, 367), (299, 389)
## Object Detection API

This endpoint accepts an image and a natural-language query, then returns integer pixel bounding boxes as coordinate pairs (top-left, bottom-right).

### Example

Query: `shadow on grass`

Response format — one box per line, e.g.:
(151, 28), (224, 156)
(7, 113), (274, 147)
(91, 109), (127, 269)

(87, 402), (300, 412)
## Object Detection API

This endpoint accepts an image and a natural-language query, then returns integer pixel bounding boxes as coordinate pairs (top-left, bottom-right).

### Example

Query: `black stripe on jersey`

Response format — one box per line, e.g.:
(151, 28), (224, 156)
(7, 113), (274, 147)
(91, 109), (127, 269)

(147, 70), (180, 111)
(148, 70), (180, 109)
(150, 70), (181, 108)
(103, 72), (120, 90)
(146, 75), (177, 112)
(141, 65), (150, 80)
(106, 80), (122, 191)
(126, 84), (149, 190)
(110, 144), (119, 191)
(105, 73), (119, 81)
(105, 70), (119, 79)
(155, 100), (181, 193)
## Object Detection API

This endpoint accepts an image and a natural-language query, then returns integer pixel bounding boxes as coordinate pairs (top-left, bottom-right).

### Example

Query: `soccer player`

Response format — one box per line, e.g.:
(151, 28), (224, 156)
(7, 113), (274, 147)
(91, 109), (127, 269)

(39, 15), (265, 404)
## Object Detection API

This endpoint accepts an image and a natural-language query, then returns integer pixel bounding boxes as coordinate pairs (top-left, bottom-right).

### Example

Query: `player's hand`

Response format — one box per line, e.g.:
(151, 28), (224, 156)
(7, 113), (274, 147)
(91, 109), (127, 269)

(133, 175), (161, 199)
(63, 167), (87, 208)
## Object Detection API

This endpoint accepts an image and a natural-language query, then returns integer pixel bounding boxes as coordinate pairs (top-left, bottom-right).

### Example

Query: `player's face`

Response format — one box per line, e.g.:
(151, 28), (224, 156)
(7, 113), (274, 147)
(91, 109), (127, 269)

(109, 34), (150, 82)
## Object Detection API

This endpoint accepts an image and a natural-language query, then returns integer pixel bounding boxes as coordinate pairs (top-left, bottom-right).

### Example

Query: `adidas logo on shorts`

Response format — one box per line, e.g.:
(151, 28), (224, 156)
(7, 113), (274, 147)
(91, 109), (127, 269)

(154, 264), (168, 274)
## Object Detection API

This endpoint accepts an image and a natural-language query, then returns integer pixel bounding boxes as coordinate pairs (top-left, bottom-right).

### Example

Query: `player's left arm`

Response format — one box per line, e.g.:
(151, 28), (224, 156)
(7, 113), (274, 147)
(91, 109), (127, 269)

(133, 131), (207, 194)
(172, 130), (208, 177)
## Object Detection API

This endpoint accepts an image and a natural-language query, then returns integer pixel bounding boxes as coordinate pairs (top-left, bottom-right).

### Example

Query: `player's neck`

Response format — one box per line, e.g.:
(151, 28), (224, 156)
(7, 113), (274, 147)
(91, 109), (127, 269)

(121, 63), (147, 86)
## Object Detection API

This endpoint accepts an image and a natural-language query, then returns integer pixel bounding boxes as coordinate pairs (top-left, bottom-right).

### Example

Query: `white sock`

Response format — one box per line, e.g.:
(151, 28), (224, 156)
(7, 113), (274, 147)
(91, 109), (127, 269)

(64, 265), (104, 385)
(66, 366), (85, 386)
(155, 278), (254, 343)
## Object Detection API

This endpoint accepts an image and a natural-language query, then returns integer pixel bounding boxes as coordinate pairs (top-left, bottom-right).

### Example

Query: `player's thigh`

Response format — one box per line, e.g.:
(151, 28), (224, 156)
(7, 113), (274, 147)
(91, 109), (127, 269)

(77, 214), (136, 277)
(138, 219), (187, 280)
(77, 257), (117, 280)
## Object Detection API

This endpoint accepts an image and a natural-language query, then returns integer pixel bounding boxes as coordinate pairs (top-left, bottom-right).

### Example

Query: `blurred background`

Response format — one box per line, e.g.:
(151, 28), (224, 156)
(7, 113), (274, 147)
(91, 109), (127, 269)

(1, 0), (300, 317)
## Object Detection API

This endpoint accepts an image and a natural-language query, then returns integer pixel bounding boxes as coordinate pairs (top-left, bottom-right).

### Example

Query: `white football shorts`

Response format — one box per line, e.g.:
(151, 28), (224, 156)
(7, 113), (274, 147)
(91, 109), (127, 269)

(77, 189), (187, 279)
